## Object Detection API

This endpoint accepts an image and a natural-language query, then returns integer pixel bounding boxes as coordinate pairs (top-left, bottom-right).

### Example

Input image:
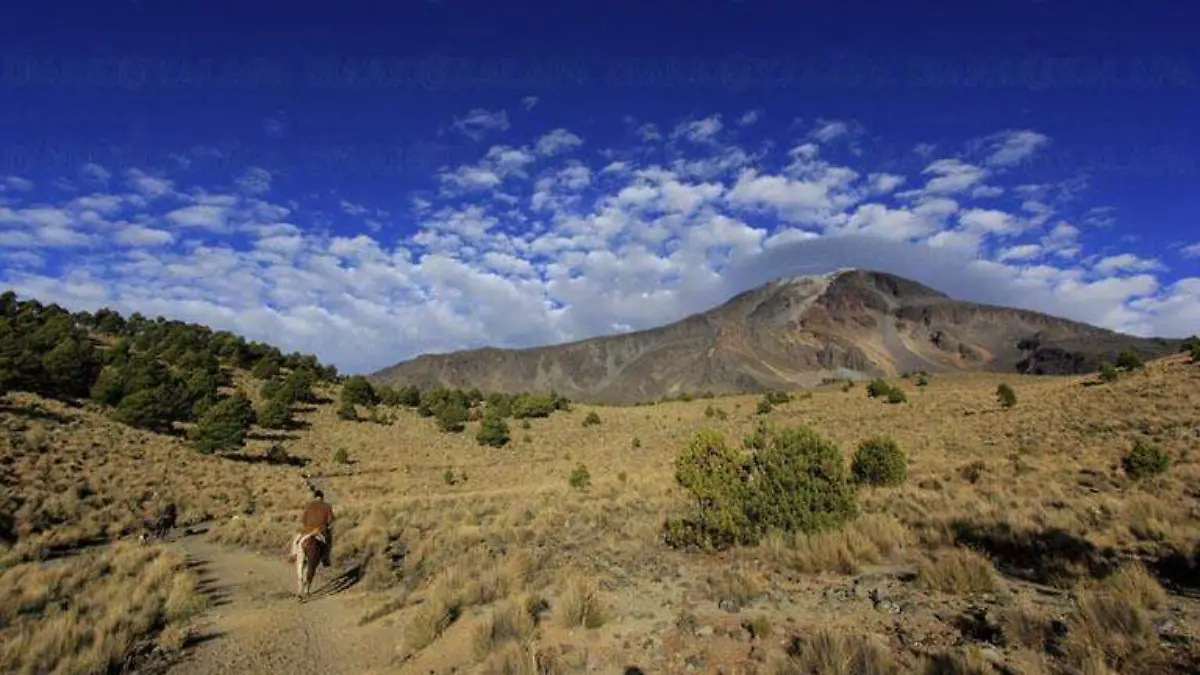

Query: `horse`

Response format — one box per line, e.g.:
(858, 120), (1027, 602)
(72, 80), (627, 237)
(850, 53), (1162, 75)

(138, 503), (177, 544)
(289, 530), (326, 600)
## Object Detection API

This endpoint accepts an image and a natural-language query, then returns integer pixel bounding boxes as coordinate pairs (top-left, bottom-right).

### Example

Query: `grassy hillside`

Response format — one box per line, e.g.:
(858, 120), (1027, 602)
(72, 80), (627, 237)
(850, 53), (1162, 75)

(3, 289), (1200, 674)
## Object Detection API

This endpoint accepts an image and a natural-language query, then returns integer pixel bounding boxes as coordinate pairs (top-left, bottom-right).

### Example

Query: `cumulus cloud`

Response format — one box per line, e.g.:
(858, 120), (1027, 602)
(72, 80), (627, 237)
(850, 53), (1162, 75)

(522, 96), (539, 110)
(1181, 242), (1200, 258)
(2, 115), (1196, 377)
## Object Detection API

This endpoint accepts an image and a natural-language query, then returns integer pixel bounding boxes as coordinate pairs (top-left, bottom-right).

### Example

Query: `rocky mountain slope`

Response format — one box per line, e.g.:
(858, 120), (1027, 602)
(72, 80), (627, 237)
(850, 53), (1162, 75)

(369, 269), (1184, 404)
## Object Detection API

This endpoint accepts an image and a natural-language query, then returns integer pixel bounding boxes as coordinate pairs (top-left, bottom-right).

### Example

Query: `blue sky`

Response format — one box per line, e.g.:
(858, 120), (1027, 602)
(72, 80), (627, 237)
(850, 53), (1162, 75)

(1, 0), (1198, 374)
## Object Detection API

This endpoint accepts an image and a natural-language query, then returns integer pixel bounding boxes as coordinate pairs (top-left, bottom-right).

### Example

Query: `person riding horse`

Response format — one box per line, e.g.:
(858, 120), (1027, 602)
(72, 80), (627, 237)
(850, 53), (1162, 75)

(140, 494), (177, 542)
(299, 489), (334, 568)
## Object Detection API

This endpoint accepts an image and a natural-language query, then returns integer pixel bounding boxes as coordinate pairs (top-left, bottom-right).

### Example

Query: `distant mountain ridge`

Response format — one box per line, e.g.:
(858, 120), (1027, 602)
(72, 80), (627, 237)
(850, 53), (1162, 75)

(368, 269), (1184, 404)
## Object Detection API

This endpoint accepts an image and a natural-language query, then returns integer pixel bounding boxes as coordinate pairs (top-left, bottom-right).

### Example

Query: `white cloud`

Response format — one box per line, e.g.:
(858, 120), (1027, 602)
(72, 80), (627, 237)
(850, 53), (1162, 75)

(340, 199), (369, 216)
(522, 96), (539, 110)
(125, 169), (175, 199)
(115, 225), (175, 247)
(673, 115), (723, 143)
(971, 185), (1005, 199)
(80, 163), (112, 184)
(1181, 243), (1200, 258)
(739, 110), (760, 126)
(916, 159), (989, 196)
(535, 129), (583, 156)
(236, 167), (272, 196)
(1092, 253), (1165, 276)
(165, 205), (229, 231)
(998, 244), (1043, 261)
(1, 114), (1195, 378)
(983, 130), (1050, 167)
(3, 176), (34, 191)
(452, 108), (511, 140)
(809, 119), (856, 144)
(868, 173), (905, 194)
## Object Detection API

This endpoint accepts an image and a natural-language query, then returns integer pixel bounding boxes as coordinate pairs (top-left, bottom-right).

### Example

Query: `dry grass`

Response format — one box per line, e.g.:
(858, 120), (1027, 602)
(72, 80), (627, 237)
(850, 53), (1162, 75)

(555, 576), (606, 629)
(916, 547), (999, 595)
(774, 628), (902, 674)
(5, 354), (1200, 672)
(0, 542), (207, 674)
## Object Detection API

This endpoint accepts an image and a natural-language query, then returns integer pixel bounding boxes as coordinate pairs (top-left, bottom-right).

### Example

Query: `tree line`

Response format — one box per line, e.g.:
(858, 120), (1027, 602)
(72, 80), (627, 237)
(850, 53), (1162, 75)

(0, 290), (338, 453)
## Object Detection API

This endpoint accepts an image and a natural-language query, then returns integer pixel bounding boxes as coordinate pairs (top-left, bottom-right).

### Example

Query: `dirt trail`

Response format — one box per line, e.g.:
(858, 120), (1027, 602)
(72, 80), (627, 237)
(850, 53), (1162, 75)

(163, 490), (396, 674)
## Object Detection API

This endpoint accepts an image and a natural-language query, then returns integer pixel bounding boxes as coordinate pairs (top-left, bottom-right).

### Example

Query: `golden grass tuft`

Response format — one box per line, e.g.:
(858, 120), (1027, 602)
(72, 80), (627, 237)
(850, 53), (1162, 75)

(555, 576), (605, 629)
(775, 629), (901, 675)
(916, 547), (998, 595)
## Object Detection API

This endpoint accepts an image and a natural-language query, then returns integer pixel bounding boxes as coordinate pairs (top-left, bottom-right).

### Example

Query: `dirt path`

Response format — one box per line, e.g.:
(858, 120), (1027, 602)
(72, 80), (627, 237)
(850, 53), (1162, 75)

(162, 489), (397, 674)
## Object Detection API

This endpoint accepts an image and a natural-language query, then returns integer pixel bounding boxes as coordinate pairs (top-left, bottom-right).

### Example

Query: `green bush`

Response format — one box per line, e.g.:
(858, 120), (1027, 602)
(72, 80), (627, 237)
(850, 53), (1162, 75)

(665, 424), (858, 551)
(189, 392), (255, 454)
(764, 390), (791, 405)
(1099, 362), (1119, 383)
(851, 437), (908, 487)
(336, 400), (358, 421)
(279, 368), (316, 403)
(1190, 342), (1200, 364)
(511, 393), (557, 419)
(996, 383), (1017, 408)
(341, 375), (377, 406)
(333, 448), (350, 464)
(916, 374), (930, 387)
(257, 395), (293, 429)
(866, 379), (892, 398)
(886, 387), (907, 404)
(110, 387), (178, 433)
(251, 357), (280, 380)
(755, 399), (773, 415)
(1116, 348), (1143, 371)
(582, 411), (601, 427)
(476, 413), (511, 447)
(631, 436), (641, 449)
(1122, 440), (1170, 480)
(436, 399), (469, 433)
(569, 464), (591, 490)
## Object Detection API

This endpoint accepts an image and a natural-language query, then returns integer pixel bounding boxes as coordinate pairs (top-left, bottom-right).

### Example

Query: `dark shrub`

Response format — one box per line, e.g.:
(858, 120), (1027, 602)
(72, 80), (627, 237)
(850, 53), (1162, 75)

(996, 383), (1017, 408)
(476, 413), (511, 447)
(1122, 440), (1170, 480)
(851, 436), (908, 487)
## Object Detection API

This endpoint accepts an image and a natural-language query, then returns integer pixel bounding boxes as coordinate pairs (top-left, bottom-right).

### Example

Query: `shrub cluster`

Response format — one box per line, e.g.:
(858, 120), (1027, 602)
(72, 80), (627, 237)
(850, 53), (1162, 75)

(366, 382), (572, 434)
(664, 422), (859, 551)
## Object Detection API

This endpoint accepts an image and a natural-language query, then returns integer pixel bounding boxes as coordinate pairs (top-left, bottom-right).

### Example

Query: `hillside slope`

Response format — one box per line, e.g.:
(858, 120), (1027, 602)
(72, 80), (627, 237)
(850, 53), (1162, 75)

(370, 269), (1184, 404)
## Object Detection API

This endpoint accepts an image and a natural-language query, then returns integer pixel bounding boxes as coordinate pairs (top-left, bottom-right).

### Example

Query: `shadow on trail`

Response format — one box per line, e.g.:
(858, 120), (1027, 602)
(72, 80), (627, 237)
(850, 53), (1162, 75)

(306, 559), (365, 601)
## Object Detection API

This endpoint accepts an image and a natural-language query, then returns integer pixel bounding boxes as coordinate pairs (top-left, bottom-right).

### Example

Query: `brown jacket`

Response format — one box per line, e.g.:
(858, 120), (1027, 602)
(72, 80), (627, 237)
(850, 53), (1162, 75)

(301, 499), (334, 533)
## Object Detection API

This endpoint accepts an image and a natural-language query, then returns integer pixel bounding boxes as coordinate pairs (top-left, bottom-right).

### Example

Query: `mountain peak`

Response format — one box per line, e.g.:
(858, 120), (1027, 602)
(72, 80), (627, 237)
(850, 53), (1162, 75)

(370, 270), (1181, 404)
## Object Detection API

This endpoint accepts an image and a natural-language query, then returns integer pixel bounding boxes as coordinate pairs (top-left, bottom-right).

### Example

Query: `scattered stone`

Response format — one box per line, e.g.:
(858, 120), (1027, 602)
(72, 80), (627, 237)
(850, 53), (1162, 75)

(697, 625), (714, 638)
(718, 599), (741, 614)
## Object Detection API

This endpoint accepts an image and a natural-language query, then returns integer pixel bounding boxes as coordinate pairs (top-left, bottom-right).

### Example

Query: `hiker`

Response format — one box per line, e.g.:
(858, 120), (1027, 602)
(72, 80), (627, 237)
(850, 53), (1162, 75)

(298, 489), (335, 567)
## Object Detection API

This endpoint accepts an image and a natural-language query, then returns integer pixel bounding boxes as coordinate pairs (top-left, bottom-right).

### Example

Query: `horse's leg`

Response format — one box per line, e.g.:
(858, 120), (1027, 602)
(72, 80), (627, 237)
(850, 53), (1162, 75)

(295, 541), (307, 599)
